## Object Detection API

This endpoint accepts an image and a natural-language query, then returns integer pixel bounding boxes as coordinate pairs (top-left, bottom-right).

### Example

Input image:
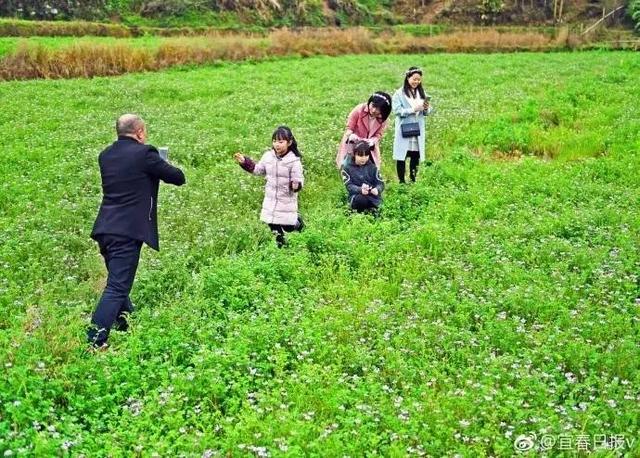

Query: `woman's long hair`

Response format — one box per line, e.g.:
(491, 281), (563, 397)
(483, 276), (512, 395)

(272, 125), (301, 157)
(403, 67), (426, 99)
(367, 91), (392, 122)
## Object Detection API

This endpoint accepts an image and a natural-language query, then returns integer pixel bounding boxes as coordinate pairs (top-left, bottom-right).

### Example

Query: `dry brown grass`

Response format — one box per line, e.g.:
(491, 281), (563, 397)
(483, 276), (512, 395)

(389, 30), (556, 53)
(0, 35), (271, 80)
(0, 42), (155, 79)
(155, 35), (269, 66)
(0, 27), (590, 81)
(270, 27), (377, 57)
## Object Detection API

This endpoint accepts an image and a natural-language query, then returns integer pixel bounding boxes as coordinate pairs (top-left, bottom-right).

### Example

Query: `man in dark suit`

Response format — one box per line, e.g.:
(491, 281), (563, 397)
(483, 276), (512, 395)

(88, 114), (186, 347)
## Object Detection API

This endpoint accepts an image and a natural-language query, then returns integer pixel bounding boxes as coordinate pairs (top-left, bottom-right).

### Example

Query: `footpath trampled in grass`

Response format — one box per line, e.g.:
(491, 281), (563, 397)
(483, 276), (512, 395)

(0, 52), (639, 455)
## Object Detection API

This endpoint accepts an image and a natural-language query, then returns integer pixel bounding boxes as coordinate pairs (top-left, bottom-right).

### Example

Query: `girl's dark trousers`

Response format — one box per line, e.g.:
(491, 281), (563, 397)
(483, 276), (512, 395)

(350, 194), (379, 213)
(268, 217), (305, 247)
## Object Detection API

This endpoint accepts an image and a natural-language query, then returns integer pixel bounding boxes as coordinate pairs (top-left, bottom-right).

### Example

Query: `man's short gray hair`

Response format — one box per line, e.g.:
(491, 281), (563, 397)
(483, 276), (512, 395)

(116, 114), (145, 136)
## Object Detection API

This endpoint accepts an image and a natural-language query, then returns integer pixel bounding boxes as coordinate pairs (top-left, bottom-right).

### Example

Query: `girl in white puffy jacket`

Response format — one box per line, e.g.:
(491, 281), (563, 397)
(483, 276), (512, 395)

(235, 126), (304, 247)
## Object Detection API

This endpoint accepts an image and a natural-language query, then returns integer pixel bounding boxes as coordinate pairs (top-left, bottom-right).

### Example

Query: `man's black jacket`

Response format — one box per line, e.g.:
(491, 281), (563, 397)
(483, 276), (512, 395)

(91, 136), (185, 251)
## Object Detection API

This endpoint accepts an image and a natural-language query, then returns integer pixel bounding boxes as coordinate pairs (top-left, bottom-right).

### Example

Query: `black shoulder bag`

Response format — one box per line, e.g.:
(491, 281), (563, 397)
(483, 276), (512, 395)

(400, 101), (420, 138)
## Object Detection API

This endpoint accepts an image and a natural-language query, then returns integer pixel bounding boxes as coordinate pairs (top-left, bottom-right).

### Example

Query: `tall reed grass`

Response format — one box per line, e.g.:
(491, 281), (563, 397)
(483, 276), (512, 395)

(0, 27), (596, 81)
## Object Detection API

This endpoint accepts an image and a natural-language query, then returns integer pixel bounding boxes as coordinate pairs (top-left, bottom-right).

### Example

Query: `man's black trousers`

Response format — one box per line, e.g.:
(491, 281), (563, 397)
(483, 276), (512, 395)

(88, 234), (142, 346)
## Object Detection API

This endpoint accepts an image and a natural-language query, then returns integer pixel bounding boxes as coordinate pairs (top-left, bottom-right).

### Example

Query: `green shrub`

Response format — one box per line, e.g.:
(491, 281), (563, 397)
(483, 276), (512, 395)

(629, 0), (640, 32)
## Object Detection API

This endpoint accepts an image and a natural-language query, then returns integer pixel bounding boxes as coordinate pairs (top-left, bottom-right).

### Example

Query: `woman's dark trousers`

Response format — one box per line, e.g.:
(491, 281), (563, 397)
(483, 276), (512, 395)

(87, 234), (142, 347)
(396, 150), (420, 183)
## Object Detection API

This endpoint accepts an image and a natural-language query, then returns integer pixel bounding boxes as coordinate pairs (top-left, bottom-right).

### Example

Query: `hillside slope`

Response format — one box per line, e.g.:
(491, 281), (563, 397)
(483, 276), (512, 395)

(0, 0), (634, 27)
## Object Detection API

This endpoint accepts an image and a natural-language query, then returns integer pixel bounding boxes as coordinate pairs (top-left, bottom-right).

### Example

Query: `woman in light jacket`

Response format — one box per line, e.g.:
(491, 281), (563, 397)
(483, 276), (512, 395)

(392, 67), (433, 183)
(336, 91), (392, 169)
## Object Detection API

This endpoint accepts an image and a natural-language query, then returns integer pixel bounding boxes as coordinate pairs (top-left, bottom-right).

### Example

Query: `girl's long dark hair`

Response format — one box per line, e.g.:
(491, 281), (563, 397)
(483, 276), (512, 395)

(403, 67), (426, 99)
(367, 91), (392, 122)
(272, 125), (301, 157)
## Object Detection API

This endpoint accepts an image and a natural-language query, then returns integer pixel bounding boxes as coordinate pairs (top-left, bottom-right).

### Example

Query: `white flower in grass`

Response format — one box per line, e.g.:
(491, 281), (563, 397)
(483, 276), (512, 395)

(459, 419), (471, 428)
(126, 398), (143, 416)
(607, 399), (617, 408)
(247, 445), (269, 457)
(320, 423), (339, 439)
(274, 438), (288, 452)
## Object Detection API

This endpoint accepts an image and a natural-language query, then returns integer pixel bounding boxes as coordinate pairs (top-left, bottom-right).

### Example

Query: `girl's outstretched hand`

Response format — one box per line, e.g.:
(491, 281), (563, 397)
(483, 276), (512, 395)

(234, 153), (245, 164)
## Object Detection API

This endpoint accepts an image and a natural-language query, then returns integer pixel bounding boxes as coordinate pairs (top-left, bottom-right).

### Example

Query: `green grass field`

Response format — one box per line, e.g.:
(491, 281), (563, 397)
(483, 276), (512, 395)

(1, 52), (639, 456)
(0, 36), (174, 57)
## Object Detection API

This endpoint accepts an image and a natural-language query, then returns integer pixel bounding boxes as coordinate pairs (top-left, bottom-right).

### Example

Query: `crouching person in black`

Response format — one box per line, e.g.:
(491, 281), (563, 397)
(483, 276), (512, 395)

(88, 114), (186, 349)
(341, 140), (384, 214)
